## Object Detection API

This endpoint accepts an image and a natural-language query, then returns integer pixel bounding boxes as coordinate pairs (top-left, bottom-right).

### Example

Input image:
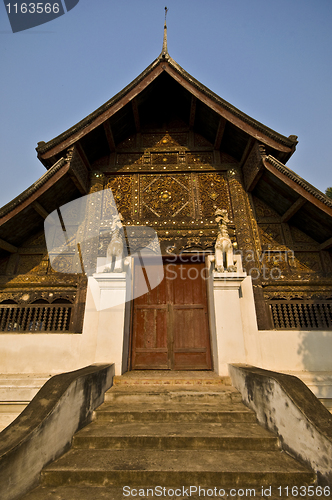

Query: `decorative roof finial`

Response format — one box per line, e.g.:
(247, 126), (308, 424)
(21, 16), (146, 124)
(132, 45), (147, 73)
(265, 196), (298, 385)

(161, 6), (169, 59)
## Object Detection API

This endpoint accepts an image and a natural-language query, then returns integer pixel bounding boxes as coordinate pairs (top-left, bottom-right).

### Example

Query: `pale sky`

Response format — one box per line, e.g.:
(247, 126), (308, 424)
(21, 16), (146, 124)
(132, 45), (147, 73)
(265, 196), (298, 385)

(1, 0), (332, 206)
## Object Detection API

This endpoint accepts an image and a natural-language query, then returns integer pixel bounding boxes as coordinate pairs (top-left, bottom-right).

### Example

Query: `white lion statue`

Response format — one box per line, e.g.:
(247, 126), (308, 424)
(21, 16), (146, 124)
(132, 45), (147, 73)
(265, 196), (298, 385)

(214, 208), (237, 272)
(104, 213), (125, 273)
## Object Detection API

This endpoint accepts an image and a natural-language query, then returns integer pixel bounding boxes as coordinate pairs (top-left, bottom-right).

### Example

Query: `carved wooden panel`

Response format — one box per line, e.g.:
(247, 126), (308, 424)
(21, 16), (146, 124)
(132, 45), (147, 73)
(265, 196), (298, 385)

(293, 252), (323, 274)
(186, 152), (213, 165)
(17, 255), (46, 275)
(0, 258), (8, 275)
(116, 153), (142, 166)
(104, 175), (133, 221)
(242, 143), (265, 192)
(22, 233), (47, 248)
(198, 173), (230, 218)
(258, 224), (285, 247)
(290, 226), (319, 246)
(142, 132), (188, 149)
(260, 251), (291, 277)
(252, 196), (281, 222)
(151, 153), (178, 165)
(140, 174), (193, 220)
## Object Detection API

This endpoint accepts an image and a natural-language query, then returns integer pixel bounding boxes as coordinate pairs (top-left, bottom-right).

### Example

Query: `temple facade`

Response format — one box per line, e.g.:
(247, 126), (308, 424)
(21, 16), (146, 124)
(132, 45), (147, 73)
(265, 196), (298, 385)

(0, 30), (332, 377)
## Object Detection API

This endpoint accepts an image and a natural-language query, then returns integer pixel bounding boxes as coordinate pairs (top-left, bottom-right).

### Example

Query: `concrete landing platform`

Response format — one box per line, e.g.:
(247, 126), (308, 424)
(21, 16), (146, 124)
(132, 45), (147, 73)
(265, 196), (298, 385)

(113, 370), (231, 385)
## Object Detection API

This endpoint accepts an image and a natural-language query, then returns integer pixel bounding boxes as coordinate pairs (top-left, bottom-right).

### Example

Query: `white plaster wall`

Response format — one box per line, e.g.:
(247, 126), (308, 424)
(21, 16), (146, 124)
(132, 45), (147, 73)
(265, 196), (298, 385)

(211, 272), (332, 376)
(1, 265), (332, 376)
(258, 329), (332, 372)
(212, 275), (247, 375)
(211, 274), (263, 376)
(93, 273), (127, 375)
(0, 272), (128, 375)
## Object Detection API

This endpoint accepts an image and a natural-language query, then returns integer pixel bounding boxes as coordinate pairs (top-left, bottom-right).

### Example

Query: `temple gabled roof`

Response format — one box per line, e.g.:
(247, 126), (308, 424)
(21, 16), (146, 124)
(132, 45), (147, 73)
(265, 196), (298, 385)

(36, 47), (297, 169)
(1, 28), (331, 259)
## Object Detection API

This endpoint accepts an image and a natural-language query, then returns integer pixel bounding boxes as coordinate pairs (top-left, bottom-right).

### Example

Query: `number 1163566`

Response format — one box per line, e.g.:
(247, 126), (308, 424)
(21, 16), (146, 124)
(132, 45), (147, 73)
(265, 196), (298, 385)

(6, 3), (60, 14)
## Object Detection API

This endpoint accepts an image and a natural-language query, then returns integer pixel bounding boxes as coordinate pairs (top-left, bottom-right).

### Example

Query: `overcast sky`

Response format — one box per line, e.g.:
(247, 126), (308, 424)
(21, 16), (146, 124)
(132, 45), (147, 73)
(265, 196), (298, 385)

(0, 0), (331, 207)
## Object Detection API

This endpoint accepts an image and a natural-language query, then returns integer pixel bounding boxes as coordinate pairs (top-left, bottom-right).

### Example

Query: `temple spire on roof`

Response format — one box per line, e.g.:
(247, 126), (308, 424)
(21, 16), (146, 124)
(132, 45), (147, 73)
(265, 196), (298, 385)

(160, 6), (169, 59)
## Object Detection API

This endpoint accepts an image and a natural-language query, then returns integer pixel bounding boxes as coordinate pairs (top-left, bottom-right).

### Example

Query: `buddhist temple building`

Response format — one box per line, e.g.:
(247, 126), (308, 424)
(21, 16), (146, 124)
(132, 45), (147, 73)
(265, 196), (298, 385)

(1, 19), (332, 380)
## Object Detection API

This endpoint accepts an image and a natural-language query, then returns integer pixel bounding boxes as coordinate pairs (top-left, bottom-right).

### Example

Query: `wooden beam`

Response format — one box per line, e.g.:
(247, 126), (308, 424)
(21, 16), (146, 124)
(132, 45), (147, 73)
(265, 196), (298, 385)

(32, 201), (49, 219)
(245, 168), (264, 193)
(103, 119), (116, 152)
(67, 172), (88, 195)
(76, 142), (91, 171)
(131, 98), (141, 133)
(214, 117), (226, 150)
(281, 197), (307, 223)
(319, 237), (332, 251)
(242, 142), (265, 192)
(239, 137), (255, 168)
(189, 95), (196, 128)
(0, 238), (18, 253)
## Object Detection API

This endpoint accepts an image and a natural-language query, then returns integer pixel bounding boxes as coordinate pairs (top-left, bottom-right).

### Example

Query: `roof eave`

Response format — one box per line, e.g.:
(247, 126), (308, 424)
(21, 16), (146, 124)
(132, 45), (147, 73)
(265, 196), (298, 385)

(37, 56), (297, 162)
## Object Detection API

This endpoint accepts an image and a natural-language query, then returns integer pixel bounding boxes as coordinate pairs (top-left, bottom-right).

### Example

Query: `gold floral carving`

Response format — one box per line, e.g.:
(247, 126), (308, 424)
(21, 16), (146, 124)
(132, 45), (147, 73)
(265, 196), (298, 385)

(293, 252), (323, 273)
(151, 153), (178, 165)
(143, 133), (188, 149)
(141, 174), (192, 219)
(17, 255), (46, 275)
(104, 175), (133, 221)
(198, 173), (230, 218)
(290, 226), (319, 245)
(259, 224), (285, 247)
(186, 153), (213, 165)
(116, 154), (142, 166)
(253, 196), (281, 221)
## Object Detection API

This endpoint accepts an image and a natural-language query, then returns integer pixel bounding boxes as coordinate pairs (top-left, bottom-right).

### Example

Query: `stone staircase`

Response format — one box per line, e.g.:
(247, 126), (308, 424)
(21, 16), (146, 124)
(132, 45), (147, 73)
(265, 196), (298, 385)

(22, 371), (316, 499)
(0, 374), (51, 432)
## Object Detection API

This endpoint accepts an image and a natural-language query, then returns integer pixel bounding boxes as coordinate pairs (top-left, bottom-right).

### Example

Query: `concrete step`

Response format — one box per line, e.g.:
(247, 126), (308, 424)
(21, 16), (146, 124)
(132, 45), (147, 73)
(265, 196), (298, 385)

(0, 374), (51, 401)
(19, 374), (317, 499)
(39, 448), (315, 488)
(95, 400), (257, 423)
(73, 421), (279, 451)
(0, 373), (52, 432)
(319, 398), (332, 413)
(21, 485), (319, 500)
(0, 402), (28, 432)
(104, 385), (242, 404)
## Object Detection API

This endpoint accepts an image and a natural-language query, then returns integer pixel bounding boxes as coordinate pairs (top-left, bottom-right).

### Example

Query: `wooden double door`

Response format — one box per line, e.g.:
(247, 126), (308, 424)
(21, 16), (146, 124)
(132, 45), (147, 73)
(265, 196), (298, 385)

(130, 256), (212, 370)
